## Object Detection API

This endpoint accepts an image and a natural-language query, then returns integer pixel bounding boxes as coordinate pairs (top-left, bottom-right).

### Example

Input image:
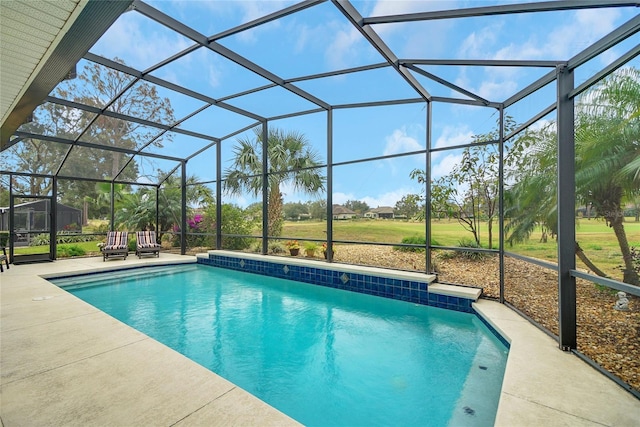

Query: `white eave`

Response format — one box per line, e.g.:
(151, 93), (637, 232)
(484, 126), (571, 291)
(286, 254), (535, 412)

(0, 0), (131, 149)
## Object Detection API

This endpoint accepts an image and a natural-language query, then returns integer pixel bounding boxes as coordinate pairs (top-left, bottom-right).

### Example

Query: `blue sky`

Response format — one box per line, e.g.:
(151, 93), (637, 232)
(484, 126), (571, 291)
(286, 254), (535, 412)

(54, 1), (640, 208)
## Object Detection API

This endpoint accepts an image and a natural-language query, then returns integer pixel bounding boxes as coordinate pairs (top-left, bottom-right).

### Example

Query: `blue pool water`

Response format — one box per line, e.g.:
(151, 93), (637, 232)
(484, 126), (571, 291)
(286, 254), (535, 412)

(54, 264), (508, 426)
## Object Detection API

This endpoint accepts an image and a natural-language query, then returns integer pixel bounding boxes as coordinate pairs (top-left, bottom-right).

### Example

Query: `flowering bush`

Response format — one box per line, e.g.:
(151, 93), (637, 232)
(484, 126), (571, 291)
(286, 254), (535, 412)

(187, 214), (203, 229)
(285, 240), (300, 250)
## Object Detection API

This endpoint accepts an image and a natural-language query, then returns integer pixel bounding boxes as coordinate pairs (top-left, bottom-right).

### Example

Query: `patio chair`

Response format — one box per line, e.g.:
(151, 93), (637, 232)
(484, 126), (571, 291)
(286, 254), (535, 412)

(102, 231), (129, 261)
(135, 230), (161, 258)
(0, 247), (8, 272)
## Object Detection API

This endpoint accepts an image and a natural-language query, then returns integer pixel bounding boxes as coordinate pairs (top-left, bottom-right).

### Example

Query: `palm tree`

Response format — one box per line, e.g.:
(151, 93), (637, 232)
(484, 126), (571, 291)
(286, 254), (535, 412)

(158, 172), (215, 233)
(506, 67), (640, 285)
(223, 127), (325, 237)
(575, 67), (640, 285)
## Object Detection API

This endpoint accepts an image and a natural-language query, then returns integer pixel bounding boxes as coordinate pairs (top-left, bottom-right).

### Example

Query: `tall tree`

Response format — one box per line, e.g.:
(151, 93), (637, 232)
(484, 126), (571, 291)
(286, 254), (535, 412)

(506, 67), (640, 285)
(6, 58), (175, 209)
(411, 116), (517, 247)
(394, 194), (422, 219)
(56, 59), (174, 178)
(223, 128), (325, 237)
(504, 122), (558, 245)
(157, 173), (214, 234)
(307, 199), (327, 221)
(283, 202), (309, 220)
(575, 68), (640, 284)
(344, 200), (370, 215)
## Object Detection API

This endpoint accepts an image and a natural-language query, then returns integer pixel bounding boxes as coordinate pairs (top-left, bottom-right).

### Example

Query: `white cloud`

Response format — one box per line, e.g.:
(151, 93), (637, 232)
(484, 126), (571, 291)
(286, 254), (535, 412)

(450, 8), (622, 104)
(93, 13), (192, 70)
(476, 79), (518, 101)
(208, 64), (222, 88)
(361, 188), (415, 208)
(383, 127), (424, 156)
(433, 125), (473, 150)
(490, 9), (620, 61)
(325, 25), (363, 69)
(324, 0), (461, 69)
(431, 152), (462, 180)
(369, 0), (434, 17)
(232, 1), (294, 43)
(332, 192), (355, 205)
(459, 22), (503, 59)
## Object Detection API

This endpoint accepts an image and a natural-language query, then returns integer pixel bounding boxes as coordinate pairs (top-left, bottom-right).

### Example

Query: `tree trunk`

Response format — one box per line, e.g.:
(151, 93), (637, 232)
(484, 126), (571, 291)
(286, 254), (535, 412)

(267, 185), (283, 237)
(83, 200), (89, 226)
(488, 218), (493, 249)
(609, 215), (640, 285)
(575, 241), (609, 278)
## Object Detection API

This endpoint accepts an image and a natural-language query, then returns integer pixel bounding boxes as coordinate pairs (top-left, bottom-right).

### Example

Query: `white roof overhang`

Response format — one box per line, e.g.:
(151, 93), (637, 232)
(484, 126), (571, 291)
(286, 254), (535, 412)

(0, 0), (132, 149)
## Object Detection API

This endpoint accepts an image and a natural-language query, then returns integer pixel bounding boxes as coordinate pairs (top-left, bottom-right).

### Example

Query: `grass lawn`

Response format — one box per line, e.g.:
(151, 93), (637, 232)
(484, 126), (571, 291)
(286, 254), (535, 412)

(14, 240), (103, 256)
(282, 217), (639, 280)
(11, 217), (639, 282)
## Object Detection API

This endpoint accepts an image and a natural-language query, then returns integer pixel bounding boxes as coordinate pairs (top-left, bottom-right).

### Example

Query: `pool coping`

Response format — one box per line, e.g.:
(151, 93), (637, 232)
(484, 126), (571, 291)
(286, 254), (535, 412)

(1, 254), (638, 426)
(197, 250), (481, 313)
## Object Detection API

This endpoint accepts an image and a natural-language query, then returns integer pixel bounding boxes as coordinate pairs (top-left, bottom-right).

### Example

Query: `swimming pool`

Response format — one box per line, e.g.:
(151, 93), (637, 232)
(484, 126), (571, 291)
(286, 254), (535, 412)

(53, 264), (508, 427)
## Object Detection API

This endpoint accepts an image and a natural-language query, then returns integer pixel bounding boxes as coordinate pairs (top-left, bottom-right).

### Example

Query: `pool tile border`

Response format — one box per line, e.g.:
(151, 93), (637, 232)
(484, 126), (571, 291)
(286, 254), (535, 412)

(197, 251), (478, 314)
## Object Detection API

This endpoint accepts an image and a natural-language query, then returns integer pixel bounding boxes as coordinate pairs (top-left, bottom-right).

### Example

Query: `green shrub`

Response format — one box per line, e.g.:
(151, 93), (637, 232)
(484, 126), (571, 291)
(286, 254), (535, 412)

(269, 242), (285, 254)
(0, 231), (8, 247)
(128, 237), (137, 252)
(393, 235), (440, 252)
(436, 238), (489, 261)
(31, 234), (50, 246)
(54, 232), (95, 244)
(57, 245), (86, 257)
(456, 238), (488, 261)
(93, 223), (110, 234)
(219, 204), (254, 250)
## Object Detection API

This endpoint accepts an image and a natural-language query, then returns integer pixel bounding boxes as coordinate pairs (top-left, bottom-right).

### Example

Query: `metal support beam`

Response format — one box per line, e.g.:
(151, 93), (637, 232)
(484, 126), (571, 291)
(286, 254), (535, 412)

(498, 105), (505, 303)
(110, 183), (115, 231)
(115, 103), (214, 180)
(557, 65), (576, 351)
(332, 0), (432, 102)
(181, 161), (187, 255)
(567, 14), (640, 71)
(425, 102), (432, 274)
(132, 0), (330, 110)
(216, 141), (222, 250)
(569, 42), (640, 99)
(403, 64), (491, 105)
(84, 53), (265, 123)
(51, 177), (57, 260)
(155, 186), (160, 236)
(8, 176), (13, 262)
(401, 59), (563, 68)
(505, 103), (556, 141)
(431, 96), (501, 108)
(326, 108), (334, 262)
(262, 122), (269, 254)
(13, 131), (183, 163)
(363, 1), (639, 24)
(504, 69), (557, 108)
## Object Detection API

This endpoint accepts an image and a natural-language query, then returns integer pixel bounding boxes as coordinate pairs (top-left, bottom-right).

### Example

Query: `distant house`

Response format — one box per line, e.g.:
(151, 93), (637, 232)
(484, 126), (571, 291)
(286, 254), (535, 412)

(364, 206), (395, 219)
(332, 205), (357, 220)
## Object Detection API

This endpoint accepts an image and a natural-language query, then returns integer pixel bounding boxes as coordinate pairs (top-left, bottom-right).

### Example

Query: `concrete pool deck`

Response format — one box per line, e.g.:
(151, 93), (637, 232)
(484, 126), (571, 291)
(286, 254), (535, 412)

(1, 255), (638, 426)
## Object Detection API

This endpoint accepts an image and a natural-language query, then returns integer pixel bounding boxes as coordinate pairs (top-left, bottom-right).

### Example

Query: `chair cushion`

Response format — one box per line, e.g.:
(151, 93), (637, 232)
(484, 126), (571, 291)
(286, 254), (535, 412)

(137, 231), (160, 248)
(104, 231), (128, 249)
